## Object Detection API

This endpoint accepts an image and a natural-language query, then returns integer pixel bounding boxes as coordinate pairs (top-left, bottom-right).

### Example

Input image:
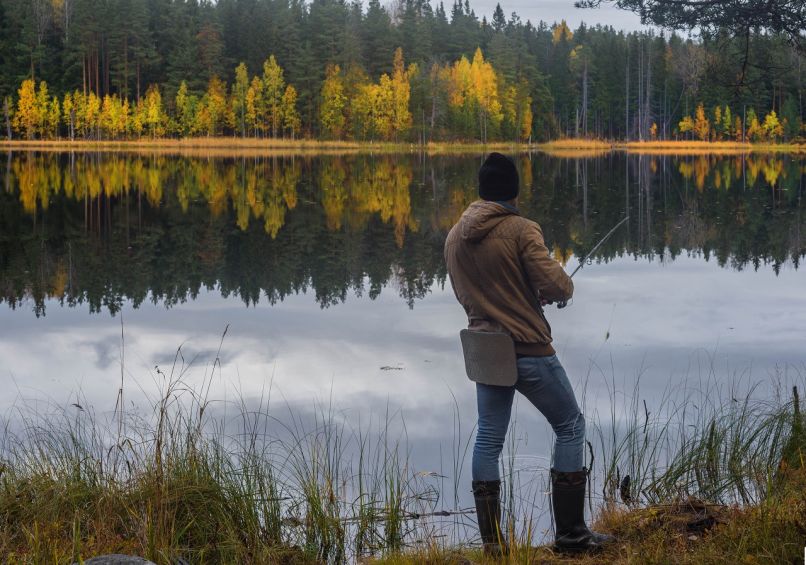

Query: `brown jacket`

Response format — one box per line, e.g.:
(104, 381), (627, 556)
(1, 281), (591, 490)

(444, 200), (573, 356)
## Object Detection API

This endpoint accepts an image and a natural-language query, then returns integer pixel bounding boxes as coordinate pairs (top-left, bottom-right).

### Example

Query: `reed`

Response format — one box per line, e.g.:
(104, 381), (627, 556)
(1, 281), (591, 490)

(373, 368), (806, 565)
(1, 349), (803, 564)
(591, 364), (802, 508)
(0, 346), (444, 564)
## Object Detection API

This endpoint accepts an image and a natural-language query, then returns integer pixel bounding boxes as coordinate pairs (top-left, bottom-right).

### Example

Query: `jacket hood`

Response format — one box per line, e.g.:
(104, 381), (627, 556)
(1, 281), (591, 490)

(458, 200), (518, 243)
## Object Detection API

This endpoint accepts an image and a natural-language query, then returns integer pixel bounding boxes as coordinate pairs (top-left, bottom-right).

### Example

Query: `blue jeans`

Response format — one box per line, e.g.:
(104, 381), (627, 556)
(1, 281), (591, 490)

(473, 354), (585, 481)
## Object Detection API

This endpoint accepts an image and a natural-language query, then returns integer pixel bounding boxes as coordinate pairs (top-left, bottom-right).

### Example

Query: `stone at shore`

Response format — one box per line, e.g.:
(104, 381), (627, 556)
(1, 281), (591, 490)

(73, 556), (158, 565)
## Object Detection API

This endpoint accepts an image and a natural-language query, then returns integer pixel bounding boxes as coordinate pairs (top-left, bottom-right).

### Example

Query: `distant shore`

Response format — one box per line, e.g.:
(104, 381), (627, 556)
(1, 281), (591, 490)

(539, 139), (806, 155)
(0, 137), (803, 157)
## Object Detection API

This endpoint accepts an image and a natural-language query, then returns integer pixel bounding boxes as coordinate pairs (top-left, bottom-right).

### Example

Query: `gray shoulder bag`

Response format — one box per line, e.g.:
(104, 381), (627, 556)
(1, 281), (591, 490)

(459, 329), (518, 387)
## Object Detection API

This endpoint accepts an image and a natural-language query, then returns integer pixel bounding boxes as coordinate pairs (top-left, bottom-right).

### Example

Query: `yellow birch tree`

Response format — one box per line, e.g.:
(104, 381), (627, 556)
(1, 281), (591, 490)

(693, 103), (710, 141)
(231, 62), (249, 137)
(85, 92), (101, 139)
(746, 109), (763, 141)
(46, 96), (60, 138)
(262, 55), (286, 137)
(245, 76), (263, 136)
(144, 84), (165, 138)
(174, 81), (196, 137)
(197, 76), (228, 136)
(762, 111), (783, 140)
(713, 106), (722, 140)
(281, 85), (300, 138)
(320, 64), (347, 138)
(13, 79), (38, 139)
(389, 48), (413, 138)
(35, 81), (50, 137)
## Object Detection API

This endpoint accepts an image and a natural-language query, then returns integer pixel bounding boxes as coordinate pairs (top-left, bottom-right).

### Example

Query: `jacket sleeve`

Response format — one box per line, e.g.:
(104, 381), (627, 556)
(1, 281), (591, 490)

(518, 221), (574, 302)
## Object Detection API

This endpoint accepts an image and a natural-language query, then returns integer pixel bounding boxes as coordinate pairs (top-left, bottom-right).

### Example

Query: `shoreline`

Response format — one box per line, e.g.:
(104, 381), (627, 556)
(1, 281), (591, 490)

(0, 137), (803, 157)
(2, 383), (803, 564)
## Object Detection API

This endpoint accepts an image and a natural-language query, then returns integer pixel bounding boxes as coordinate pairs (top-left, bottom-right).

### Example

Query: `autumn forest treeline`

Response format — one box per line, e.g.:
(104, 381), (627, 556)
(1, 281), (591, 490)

(0, 0), (803, 143)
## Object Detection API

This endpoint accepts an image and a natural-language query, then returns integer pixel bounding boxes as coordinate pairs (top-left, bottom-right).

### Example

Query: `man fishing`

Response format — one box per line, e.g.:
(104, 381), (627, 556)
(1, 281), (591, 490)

(444, 152), (614, 555)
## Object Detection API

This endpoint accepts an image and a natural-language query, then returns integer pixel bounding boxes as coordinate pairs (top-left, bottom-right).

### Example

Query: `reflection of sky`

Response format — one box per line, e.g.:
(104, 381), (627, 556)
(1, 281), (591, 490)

(3, 252), (804, 438)
(2, 253), (804, 539)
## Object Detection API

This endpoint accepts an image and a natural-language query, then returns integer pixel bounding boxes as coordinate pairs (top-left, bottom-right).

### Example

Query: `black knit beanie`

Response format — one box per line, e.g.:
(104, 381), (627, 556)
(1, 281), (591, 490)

(478, 152), (519, 201)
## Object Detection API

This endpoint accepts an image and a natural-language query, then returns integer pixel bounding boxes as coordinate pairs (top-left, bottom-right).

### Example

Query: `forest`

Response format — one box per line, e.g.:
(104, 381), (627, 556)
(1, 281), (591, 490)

(0, 0), (803, 142)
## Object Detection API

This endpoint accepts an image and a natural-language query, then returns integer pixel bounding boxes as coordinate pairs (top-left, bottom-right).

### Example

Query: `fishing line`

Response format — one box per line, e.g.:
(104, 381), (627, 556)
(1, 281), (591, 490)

(557, 215), (629, 309)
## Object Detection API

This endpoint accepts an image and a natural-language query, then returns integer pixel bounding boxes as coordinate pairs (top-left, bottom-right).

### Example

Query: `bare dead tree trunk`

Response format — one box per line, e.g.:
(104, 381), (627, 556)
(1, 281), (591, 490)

(32, 0), (51, 47)
(582, 59), (589, 137)
(430, 89), (437, 138)
(95, 47), (100, 96)
(123, 36), (129, 99)
(662, 78), (667, 139)
(625, 48), (630, 140)
(103, 38), (108, 96)
(638, 43), (644, 141)
(645, 40), (652, 139)
(4, 98), (11, 140)
(63, 0), (74, 43)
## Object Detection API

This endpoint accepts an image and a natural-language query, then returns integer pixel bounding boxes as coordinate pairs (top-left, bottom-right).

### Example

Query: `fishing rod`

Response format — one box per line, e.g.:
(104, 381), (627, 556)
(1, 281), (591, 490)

(556, 215), (629, 309)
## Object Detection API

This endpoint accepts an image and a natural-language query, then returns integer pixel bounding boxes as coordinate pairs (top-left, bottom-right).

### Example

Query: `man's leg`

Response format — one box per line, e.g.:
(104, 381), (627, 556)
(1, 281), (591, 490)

(473, 382), (516, 481)
(514, 355), (585, 471)
(472, 382), (515, 555)
(515, 355), (614, 554)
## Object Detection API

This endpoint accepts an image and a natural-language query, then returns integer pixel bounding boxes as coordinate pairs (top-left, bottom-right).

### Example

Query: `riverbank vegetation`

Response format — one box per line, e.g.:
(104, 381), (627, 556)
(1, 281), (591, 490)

(0, 137), (532, 155)
(372, 473), (806, 564)
(1, 138), (803, 157)
(1, 351), (804, 563)
(0, 0), (803, 144)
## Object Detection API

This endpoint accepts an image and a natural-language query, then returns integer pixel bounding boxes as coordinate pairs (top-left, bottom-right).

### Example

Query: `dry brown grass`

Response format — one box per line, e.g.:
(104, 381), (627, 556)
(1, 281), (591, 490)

(370, 477), (806, 564)
(537, 139), (614, 150)
(1, 137), (803, 157)
(534, 139), (613, 158)
(619, 140), (806, 155)
(536, 139), (805, 156)
(0, 137), (535, 157)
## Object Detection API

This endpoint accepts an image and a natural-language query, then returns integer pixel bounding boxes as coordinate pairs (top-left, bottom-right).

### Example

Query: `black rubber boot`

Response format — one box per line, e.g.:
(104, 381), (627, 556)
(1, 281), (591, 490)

(472, 480), (508, 557)
(551, 469), (615, 554)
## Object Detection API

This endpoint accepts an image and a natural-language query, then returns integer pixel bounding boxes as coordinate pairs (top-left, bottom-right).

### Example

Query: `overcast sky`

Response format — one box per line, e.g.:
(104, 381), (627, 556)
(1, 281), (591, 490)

(468, 0), (648, 31)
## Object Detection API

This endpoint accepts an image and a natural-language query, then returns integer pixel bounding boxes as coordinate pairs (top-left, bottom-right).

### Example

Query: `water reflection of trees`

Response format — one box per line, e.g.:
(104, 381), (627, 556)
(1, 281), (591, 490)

(676, 155), (790, 192)
(0, 152), (803, 316)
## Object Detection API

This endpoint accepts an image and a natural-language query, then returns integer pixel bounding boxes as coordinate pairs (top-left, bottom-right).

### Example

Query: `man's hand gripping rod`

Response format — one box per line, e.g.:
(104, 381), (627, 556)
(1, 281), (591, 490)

(555, 216), (629, 309)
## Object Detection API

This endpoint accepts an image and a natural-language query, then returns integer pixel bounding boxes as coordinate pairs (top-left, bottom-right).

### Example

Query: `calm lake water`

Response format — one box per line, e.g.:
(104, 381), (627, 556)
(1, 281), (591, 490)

(1, 150), (804, 541)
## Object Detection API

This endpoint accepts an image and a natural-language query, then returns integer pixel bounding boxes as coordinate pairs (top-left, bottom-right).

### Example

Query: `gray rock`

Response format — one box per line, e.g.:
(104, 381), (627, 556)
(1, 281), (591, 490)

(73, 556), (158, 565)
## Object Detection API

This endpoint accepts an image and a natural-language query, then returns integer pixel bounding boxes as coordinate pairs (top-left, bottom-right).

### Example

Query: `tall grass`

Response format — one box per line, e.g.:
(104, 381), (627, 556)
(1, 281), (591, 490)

(589, 361), (804, 508)
(1, 347), (803, 563)
(0, 346), (450, 564)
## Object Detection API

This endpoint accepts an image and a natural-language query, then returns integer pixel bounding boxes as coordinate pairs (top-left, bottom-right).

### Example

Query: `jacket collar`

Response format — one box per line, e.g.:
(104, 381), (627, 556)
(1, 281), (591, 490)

(492, 200), (520, 214)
